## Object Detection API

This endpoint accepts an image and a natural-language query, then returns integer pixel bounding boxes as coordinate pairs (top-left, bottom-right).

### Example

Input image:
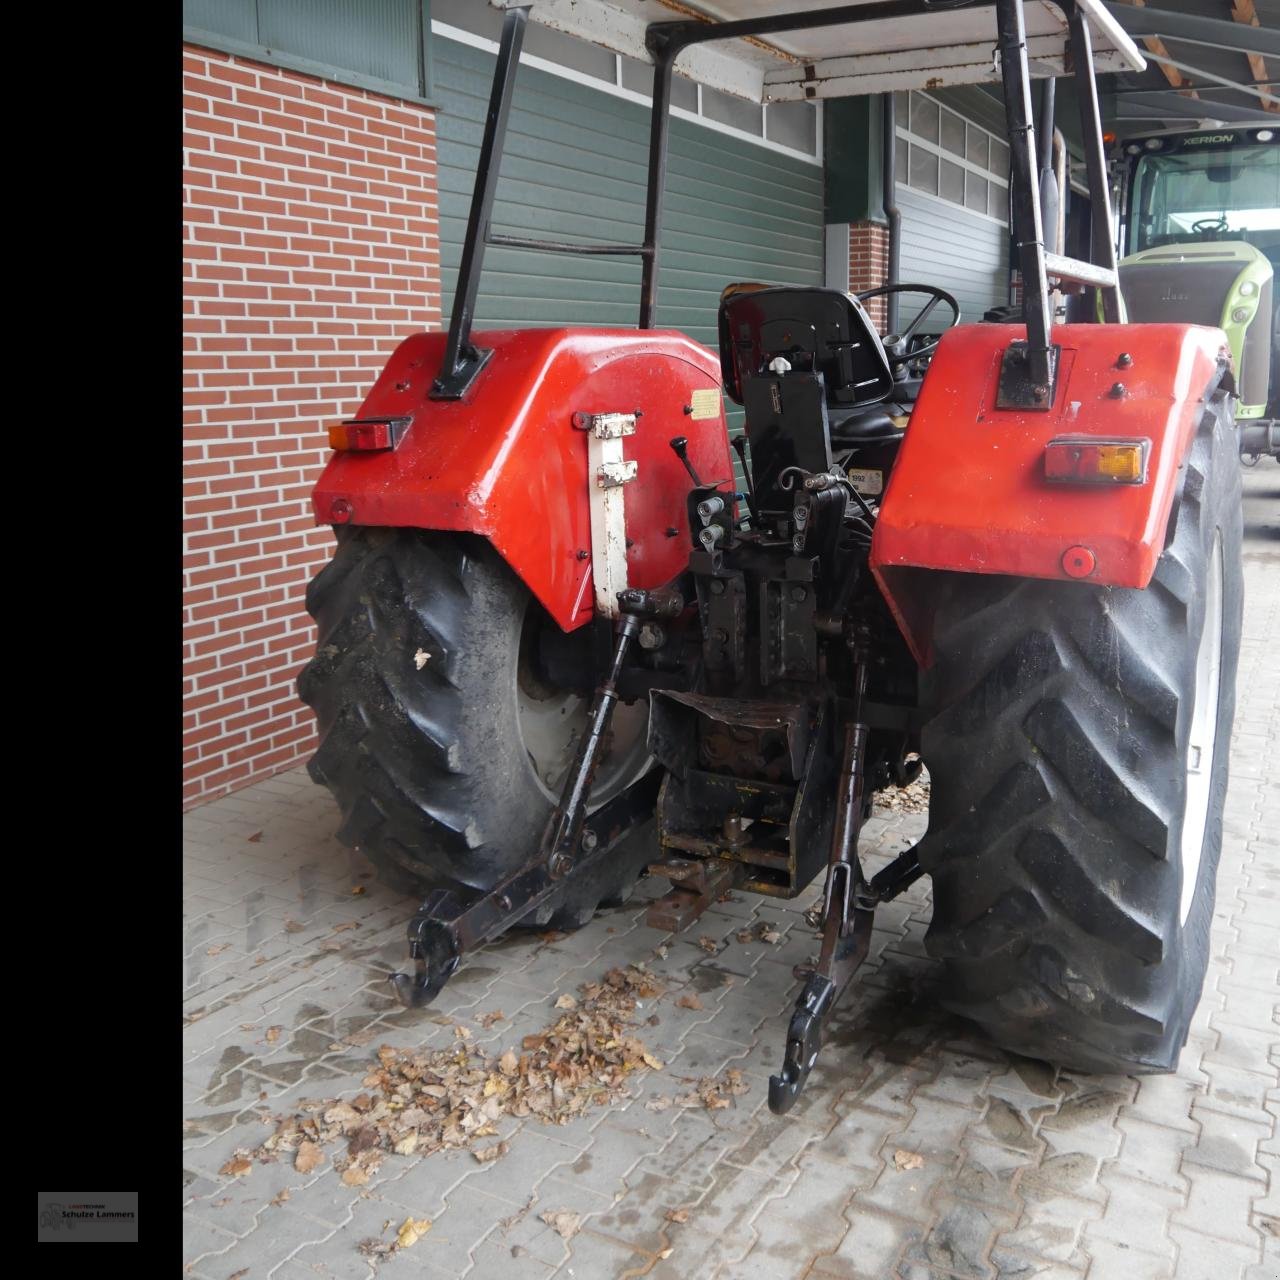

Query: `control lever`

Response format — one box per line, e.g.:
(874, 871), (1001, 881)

(669, 436), (704, 486)
(730, 435), (760, 526)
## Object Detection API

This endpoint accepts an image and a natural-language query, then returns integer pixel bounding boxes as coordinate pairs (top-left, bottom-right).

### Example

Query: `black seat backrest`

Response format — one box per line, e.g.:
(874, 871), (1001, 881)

(717, 286), (893, 409)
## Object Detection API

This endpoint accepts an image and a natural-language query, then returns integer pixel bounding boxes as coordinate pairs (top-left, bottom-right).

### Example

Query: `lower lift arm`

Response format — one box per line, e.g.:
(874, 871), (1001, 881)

(767, 651), (925, 1114)
(390, 587), (681, 1008)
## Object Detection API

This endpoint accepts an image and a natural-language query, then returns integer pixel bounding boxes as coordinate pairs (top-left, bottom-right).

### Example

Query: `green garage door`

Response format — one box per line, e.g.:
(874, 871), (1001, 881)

(434, 35), (825, 351)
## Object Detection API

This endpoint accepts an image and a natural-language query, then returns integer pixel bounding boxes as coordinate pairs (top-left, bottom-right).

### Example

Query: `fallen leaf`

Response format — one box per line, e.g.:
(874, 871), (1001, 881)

(665, 1208), (689, 1224)
(246, 831), (262, 843)
(284, 919), (305, 933)
(219, 1156), (252, 1178)
(229, 1271), (250, 1280)
(396, 1217), (432, 1248)
(240, 1023), (257, 1032)
(294, 1141), (324, 1174)
(499, 1049), (518, 1076)
(645, 1095), (673, 1112)
(351, 885), (367, 896)
(479, 1009), (505, 1027)
(675, 993), (702, 1011)
(207, 943), (231, 957)
(697, 936), (718, 954)
(893, 1149), (925, 1171)
(554, 994), (578, 1010)
(341, 1165), (371, 1187)
(642, 1052), (664, 1070)
(540, 1209), (581, 1239)
(454, 1025), (473, 1040)
(265, 1026), (282, 1044)
(760, 927), (782, 944)
(393, 1133), (419, 1156)
(413, 649), (431, 669)
(332, 921), (359, 933)
(270, 1189), (290, 1206)
(473, 1141), (509, 1164)
(318, 938), (343, 952)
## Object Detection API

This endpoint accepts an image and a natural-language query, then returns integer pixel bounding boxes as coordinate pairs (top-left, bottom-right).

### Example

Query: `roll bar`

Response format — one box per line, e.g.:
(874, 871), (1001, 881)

(433, 0), (1136, 408)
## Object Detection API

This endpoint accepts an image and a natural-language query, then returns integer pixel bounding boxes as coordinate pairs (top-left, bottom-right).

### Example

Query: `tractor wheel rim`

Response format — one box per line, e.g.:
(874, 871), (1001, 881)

(1180, 529), (1224, 925)
(515, 613), (651, 812)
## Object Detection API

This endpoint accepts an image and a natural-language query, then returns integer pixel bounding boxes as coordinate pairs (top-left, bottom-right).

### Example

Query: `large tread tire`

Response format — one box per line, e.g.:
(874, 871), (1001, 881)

(919, 391), (1243, 1073)
(297, 528), (651, 926)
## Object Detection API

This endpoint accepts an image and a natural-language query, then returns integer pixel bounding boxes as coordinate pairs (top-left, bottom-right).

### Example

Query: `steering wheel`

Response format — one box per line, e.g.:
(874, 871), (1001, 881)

(1193, 216), (1229, 235)
(855, 283), (960, 366)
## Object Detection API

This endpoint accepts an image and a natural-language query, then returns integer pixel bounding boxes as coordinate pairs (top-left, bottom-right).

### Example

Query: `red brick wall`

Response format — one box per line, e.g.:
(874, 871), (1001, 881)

(182, 44), (442, 807)
(849, 221), (889, 331)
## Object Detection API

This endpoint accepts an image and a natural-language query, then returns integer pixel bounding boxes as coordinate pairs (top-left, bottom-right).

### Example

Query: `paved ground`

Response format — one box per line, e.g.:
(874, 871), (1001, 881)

(183, 465), (1279, 1280)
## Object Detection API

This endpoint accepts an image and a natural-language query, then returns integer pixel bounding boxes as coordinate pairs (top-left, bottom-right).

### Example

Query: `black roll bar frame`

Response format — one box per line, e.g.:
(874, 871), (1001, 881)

(431, 0), (1123, 407)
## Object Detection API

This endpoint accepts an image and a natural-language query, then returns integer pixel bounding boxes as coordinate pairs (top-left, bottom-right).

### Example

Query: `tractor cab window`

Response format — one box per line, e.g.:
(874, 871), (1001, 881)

(1130, 142), (1280, 254)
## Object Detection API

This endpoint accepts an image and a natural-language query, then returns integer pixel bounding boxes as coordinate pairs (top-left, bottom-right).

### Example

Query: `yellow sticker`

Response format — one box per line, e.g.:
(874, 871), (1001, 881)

(689, 388), (721, 420)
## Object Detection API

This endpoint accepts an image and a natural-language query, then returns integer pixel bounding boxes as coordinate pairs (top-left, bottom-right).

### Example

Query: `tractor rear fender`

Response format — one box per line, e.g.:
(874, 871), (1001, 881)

(870, 322), (1231, 667)
(311, 328), (733, 632)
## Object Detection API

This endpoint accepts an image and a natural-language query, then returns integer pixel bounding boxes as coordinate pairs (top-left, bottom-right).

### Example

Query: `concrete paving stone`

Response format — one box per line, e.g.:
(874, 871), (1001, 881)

(200, 1206), (338, 1276)
(633, 1109), (746, 1189)
(811, 1206), (926, 1279)
(966, 1252), (1086, 1280)
(1169, 1226), (1264, 1280)
(646, 1162), (797, 1279)
(821, 1105), (902, 1173)
(1181, 1108), (1272, 1182)
(555, 1226), (651, 1277)
(1172, 1164), (1270, 1249)
(857, 1146), (966, 1225)
(1123, 1074), (1205, 1134)
(995, 1187), (1100, 1266)
(589, 1167), (706, 1253)
(1110, 1115), (1196, 1194)
(901, 1196), (1017, 1278)
(1085, 1171), (1182, 1260)
(466, 1233), (557, 1280)
(1073, 1236), (1174, 1280)
(733, 1153), (868, 1274)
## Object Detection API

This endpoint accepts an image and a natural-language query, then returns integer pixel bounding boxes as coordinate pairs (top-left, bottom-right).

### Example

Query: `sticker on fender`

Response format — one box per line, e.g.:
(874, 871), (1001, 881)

(689, 389), (721, 420)
(846, 468), (883, 496)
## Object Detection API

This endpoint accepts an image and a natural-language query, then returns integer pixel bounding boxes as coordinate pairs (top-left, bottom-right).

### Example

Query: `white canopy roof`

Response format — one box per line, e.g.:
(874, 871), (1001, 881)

(498, 0), (1146, 102)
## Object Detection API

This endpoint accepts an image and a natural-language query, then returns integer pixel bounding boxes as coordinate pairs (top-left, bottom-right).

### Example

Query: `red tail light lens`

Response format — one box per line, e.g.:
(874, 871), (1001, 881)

(328, 416), (410, 452)
(1044, 436), (1150, 485)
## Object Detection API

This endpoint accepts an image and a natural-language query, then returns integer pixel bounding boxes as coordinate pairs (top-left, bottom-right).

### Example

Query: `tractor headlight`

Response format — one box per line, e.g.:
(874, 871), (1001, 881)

(1257, 129), (1275, 142)
(1240, 280), (1258, 297)
(1232, 307), (1250, 324)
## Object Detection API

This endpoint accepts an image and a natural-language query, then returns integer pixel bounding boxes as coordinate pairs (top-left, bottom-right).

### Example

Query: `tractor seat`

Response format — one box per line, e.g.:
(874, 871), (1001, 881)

(717, 284), (894, 412)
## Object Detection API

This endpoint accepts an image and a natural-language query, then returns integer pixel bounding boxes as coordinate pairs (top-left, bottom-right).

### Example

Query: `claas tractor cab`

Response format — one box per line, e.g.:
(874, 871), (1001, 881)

(1115, 125), (1280, 463)
(298, 0), (1245, 1112)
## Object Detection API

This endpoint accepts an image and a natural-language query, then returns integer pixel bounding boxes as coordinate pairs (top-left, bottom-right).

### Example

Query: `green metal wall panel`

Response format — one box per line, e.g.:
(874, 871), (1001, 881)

(183, 0), (429, 100)
(434, 37), (824, 352)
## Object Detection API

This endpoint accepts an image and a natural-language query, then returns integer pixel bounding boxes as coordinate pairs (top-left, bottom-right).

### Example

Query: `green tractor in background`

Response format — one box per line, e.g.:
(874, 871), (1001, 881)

(1115, 125), (1278, 464)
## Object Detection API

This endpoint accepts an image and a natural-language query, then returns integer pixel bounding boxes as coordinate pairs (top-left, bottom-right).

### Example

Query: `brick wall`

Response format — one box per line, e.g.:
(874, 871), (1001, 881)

(182, 44), (442, 807)
(848, 221), (889, 331)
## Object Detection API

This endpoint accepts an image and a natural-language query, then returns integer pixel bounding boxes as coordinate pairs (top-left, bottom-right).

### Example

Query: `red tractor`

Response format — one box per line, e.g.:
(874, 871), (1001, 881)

(298, 0), (1243, 1112)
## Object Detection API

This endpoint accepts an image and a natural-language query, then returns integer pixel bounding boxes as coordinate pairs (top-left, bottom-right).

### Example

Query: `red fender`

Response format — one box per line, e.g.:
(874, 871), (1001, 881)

(311, 328), (733, 632)
(870, 322), (1230, 666)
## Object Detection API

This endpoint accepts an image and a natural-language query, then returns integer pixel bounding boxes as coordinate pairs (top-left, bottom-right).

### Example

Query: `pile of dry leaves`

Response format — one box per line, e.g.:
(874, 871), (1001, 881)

(872, 771), (930, 815)
(242, 963), (674, 1188)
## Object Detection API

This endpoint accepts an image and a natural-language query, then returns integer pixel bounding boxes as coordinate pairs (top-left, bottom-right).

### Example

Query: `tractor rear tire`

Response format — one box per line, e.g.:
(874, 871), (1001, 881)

(298, 528), (653, 926)
(919, 392), (1243, 1073)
